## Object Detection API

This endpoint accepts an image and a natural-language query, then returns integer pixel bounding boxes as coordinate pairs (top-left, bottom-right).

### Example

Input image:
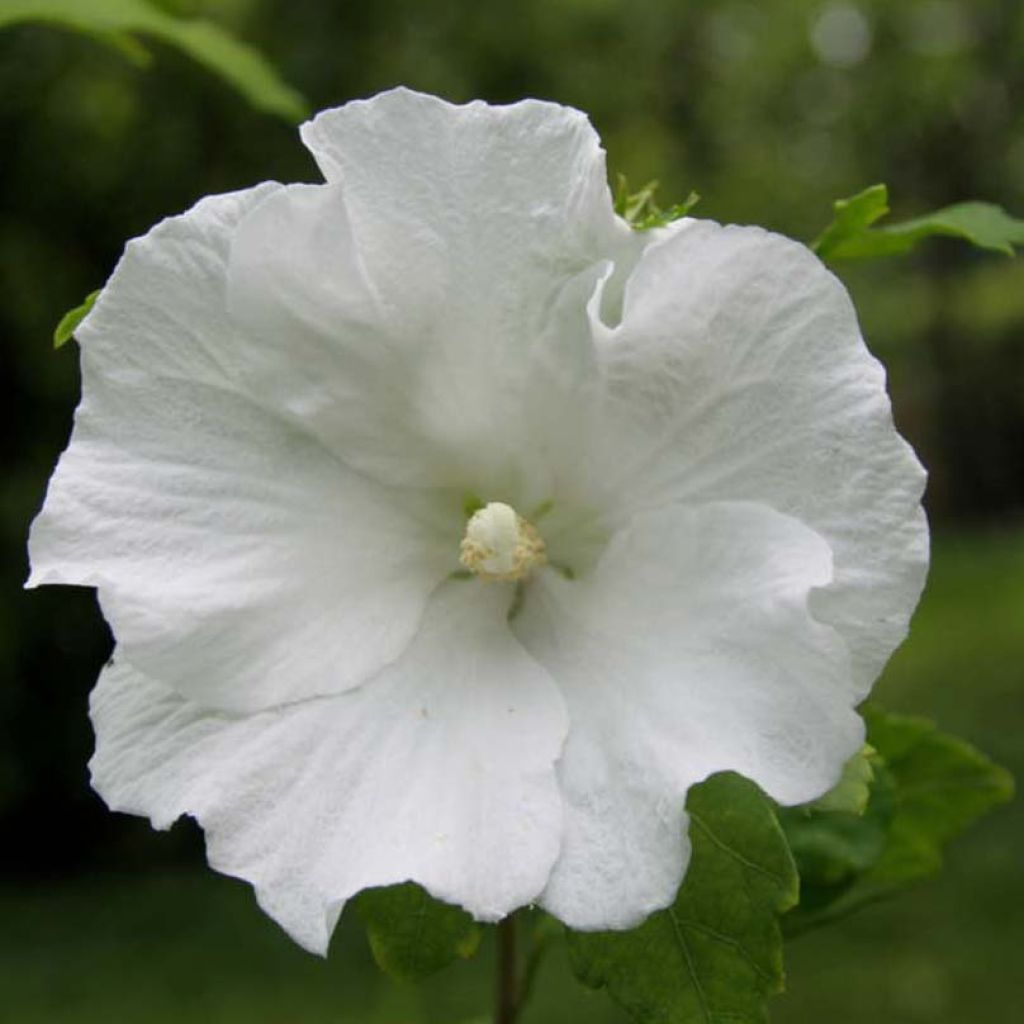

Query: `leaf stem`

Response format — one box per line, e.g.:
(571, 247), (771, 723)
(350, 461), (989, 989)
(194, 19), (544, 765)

(495, 915), (519, 1024)
(517, 920), (554, 1013)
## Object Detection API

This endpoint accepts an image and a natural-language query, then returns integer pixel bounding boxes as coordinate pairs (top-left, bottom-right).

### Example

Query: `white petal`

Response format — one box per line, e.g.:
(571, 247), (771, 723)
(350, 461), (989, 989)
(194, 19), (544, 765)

(29, 187), (454, 712)
(514, 502), (864, 930)
(225, 90), (629, 501)
(65, 183), (281, 389)
(89, 581), (568, 955)
(299, 89), (623, 298)
(598, 221), (928, 695)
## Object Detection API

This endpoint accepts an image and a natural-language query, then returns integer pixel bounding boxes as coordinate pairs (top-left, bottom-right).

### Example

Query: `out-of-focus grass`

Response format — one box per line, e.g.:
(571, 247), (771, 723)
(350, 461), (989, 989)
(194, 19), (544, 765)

(2, 527), (1020, 1024)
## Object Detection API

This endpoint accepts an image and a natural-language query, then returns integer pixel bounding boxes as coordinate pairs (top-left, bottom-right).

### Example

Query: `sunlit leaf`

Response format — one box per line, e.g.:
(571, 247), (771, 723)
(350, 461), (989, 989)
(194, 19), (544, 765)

(811, 184), (890, 259)
(813, 183), (1024, 261)
(568, 773), (798, 1024)
(53, 289), (100, 349)
(353, 882), (482, 982)
(0, 0), (308, 122)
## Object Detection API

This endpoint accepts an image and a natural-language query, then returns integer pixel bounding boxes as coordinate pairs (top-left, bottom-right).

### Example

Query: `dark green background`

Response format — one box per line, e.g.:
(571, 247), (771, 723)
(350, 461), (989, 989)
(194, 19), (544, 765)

(1, 1), (1021, 1021)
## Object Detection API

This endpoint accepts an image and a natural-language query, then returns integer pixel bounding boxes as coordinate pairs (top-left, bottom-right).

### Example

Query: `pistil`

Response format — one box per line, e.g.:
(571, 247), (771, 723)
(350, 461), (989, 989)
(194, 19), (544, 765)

(459, 502), (547, 582)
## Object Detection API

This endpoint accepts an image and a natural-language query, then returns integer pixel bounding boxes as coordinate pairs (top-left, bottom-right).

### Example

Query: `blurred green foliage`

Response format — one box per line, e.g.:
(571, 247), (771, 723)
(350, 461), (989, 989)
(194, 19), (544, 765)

(0, 0), (308, 120)
(0, 0), (1021, 1020)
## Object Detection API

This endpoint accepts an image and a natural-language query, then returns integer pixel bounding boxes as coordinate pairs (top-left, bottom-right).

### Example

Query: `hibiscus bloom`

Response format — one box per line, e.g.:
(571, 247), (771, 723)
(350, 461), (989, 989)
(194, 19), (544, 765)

(28, 89), (927, 954)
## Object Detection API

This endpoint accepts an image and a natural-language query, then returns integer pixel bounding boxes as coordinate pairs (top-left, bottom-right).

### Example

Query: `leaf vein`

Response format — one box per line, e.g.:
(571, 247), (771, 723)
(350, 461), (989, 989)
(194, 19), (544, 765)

(677, 918), (773, 984)
(667, 907), (712, 1024)
(690, 812), (786, 887)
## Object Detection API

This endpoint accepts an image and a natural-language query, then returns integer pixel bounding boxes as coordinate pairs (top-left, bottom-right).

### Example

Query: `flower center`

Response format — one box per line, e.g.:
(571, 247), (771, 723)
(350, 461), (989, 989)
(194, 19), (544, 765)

(459, 502), (547, 582)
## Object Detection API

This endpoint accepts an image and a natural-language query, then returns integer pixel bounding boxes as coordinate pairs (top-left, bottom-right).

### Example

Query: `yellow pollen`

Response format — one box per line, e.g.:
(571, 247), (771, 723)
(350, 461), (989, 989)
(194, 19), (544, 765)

(459, 502), (547, 582)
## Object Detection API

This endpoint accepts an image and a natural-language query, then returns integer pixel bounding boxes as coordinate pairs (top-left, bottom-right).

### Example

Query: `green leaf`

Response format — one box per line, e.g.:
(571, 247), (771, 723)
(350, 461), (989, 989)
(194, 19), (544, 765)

(0, 0), (308, 122)
(813, 183), (1024, 261)
(778, 769), (893, 904)
(784, 708), (1013, 935)
(859, 707), (1014, 888)
(353, 882), (482, 982)
(808, 745), (877, 816)
(567, 772), (798, 1024)
(811, 184), (890, 260)
(776, 746), (887, 906)
(614, 174), (700, 231)
(53, 289), (100, 349)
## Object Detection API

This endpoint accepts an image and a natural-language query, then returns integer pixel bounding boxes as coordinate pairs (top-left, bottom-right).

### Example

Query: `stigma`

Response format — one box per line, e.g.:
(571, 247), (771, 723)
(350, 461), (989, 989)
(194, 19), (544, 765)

(459, 502), (547, 582)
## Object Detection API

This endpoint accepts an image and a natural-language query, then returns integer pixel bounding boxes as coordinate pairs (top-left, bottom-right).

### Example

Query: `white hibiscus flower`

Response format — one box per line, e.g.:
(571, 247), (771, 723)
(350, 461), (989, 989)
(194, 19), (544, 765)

(27, 88), (928, 955)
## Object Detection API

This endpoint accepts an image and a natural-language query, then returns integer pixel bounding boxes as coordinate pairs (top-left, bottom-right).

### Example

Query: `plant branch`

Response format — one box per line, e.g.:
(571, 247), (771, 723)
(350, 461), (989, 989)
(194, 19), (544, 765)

(495, 914), (519, 1024)
(517, 919), (555, 1013)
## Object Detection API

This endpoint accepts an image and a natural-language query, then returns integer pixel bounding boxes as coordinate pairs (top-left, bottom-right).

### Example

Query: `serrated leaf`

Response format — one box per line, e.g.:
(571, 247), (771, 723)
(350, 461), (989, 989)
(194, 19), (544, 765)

(784, 708), (1013, 935)
(0, 0), (308, 122)
(353, 882), (482, 982)
(813, 183), (1024, 261)
(53, 289), (101, 349)
(567, 772), (798, 1024)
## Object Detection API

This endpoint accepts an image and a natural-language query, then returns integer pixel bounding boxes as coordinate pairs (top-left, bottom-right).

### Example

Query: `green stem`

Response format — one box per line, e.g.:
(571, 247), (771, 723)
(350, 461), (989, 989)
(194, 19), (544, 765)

(517, 921), (554, 1013)
(495, 915), (519, 1024)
